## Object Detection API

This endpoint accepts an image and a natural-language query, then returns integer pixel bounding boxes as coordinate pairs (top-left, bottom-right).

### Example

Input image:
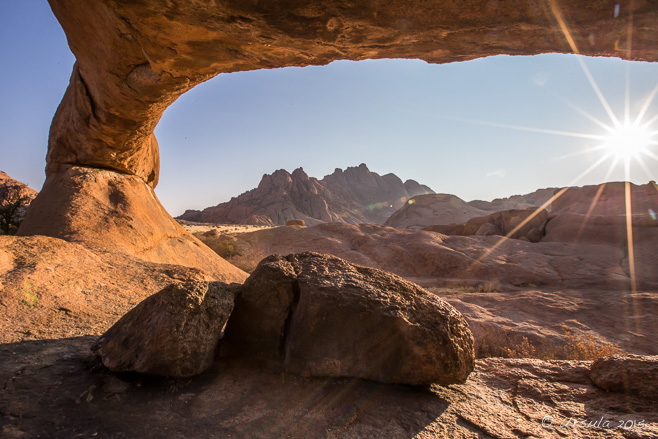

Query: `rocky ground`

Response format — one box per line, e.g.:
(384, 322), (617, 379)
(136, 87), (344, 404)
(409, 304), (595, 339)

(2, 177), (656, 438)
(2, 336), (656, 438)
(1, 231), (657, 438)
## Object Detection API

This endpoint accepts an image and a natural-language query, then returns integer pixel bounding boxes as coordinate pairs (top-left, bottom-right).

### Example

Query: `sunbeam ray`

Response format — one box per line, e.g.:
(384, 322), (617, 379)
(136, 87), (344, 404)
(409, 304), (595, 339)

(575, 56), (622, 128)
(636, 82), (658, 123)
(552, 144), (607, 161)
(624, 181), (637, 292)
(551, 93), (616, 131)
(437, 114), (609, 140)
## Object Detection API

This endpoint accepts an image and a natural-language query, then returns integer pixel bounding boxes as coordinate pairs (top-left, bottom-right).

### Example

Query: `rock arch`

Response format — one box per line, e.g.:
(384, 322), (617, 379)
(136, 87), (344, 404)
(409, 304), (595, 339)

(18, 0), (658, 278)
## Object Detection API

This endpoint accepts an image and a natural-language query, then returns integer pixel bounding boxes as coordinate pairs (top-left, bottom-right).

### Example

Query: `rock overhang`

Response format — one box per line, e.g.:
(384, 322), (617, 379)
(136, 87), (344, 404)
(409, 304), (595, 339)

(45, 0), (658, 184)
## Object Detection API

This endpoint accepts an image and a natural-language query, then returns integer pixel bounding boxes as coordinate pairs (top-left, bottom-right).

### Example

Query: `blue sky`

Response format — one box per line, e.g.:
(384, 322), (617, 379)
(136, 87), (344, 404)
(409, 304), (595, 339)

(1, 1), (657, 216)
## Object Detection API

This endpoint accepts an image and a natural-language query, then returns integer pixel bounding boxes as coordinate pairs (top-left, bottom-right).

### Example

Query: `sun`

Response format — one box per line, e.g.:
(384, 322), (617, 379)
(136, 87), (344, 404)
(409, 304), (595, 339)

(603, 121), (653, 161)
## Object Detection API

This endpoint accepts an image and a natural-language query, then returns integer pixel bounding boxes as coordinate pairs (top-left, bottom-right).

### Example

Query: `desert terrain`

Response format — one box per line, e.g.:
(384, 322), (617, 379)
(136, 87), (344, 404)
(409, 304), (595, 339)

(2, 1), (658, 438)
(2, 170), (657, 438)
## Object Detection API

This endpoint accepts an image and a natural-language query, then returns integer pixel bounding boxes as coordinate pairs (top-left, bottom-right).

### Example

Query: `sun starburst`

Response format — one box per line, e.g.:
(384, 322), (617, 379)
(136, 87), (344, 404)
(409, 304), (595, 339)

(603, 120), (655, 161)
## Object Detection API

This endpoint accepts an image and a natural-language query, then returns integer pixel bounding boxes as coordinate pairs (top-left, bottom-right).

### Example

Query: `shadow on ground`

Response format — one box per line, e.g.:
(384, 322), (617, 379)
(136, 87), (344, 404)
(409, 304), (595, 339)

(0, 337), (451, 438)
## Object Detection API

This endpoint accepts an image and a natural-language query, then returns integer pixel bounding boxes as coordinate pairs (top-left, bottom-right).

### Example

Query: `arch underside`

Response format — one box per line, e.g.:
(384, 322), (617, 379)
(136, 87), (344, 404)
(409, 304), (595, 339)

(45, 0), (658, 185)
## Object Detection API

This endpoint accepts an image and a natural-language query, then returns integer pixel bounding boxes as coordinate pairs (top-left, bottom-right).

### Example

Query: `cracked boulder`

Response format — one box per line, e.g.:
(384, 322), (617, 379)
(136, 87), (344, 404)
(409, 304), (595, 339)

(92, 281), (234, 377)
(224, 252), (475, 385)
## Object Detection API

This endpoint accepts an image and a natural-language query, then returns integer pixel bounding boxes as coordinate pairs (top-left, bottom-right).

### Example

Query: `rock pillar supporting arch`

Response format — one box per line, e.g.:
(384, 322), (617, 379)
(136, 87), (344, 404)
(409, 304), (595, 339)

(18, 0), (658, 278)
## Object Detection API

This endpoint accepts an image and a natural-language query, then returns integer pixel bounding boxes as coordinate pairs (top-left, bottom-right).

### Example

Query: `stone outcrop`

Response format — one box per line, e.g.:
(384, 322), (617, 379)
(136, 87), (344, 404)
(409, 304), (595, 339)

(179, 164), (433, 226)
(0, 171), (38, 233)
(469, 187), (558, 212)
(590, 355), (658, 399)
(543, 212), (657, 245)
(0, 233), (221, 344)
(92, 281), (235, 377)
(0, 171), (37, 201)
(552, 181), (658, 215)
(386, 188), (558, 230)
(18, 166), (248, 283)
(390, 201), (552, 241)
(463, 208), (551, 242)
(225, 252), (475, 385)
(285, 219), (305, 226)
(385, 194), (488, 230)
(231, 222), (658, 289)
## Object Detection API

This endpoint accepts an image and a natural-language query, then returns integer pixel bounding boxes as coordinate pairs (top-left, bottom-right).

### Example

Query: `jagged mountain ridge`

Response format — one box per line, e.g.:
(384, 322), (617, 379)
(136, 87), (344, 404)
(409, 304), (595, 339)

(178, 164), (434, 226)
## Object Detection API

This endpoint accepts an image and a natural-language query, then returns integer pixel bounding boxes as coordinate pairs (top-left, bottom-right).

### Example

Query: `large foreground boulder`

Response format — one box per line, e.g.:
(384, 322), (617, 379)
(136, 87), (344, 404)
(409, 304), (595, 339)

(225, 252), (475, 385)
(92, 281), (234, 377)
(590, 355), (658, 399)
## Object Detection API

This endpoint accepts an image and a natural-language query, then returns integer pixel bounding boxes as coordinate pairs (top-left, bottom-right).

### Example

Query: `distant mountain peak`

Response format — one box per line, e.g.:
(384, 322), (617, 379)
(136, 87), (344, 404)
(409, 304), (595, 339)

(178, 164), (434, 226)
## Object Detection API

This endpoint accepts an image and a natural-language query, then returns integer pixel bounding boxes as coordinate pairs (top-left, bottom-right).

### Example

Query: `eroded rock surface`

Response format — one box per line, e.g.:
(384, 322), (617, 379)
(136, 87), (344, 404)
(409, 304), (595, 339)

(385, 194), (488, 230)
(18, 166), (247, 283)
(552, 181), (658, 215)
(225, 252), (475, 385)
(0, 171), (38, 233)
(232, 222), (653, 289)
(92, 281), (235, 377)
(590, 355), (658, 399)
(1, 338), (656, 439)
(463, 208), (551, 241)
(0, 234), (219, 344)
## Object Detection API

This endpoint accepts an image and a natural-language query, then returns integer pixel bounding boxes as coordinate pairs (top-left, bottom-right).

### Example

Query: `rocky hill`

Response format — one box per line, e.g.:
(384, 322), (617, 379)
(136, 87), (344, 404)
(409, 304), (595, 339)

(468, 187), (558, 212)
(386, 182), (656, 229)
(0, 171), (38, 234)
(0, 171), (37, 200)
(178, 164), (434, 226)
(386, 188), (558, 229)
(384, 193), (490, 229)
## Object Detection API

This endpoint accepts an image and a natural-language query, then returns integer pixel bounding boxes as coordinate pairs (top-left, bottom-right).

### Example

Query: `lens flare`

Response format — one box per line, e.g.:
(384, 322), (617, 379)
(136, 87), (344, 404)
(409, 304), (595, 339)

(603, 122), (653, 160)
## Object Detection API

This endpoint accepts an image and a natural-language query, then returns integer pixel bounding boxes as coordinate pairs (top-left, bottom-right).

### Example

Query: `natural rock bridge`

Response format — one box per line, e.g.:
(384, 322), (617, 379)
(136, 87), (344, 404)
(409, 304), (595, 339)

(19, 0), (658, 279)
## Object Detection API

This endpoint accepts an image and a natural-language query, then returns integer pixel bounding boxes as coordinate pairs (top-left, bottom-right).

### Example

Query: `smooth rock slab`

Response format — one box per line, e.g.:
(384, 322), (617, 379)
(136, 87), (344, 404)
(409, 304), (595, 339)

(92, 281), (234, 377)
(590, 355), (658, 399)
(225, 252), (475, 385)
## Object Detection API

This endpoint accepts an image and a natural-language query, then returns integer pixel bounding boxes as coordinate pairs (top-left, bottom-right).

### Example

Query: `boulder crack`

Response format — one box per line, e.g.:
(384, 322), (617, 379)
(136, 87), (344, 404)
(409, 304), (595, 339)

(279, 280), (301, 358)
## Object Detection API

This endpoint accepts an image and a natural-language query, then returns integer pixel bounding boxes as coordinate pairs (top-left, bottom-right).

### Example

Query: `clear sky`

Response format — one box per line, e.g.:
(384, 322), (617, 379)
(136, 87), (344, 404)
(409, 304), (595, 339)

(1, 1), (657, 216)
